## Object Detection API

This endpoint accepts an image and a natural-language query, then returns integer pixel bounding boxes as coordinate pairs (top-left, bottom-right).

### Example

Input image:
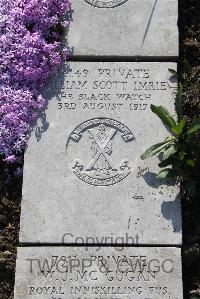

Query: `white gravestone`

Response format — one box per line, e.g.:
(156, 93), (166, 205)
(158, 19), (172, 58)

(14, 247), (183, 299)
(19, 62), (182, 245)
(68, 0), (178, 57)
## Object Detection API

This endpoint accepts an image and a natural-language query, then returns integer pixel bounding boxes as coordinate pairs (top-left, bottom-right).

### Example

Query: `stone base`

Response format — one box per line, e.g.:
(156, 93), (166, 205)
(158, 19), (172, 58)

(14, 246), (183, 299)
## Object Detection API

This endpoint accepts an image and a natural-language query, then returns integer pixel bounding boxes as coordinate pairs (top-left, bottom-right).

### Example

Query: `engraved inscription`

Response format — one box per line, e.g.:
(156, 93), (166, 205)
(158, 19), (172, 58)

(14, 247), (182, 299)
(23, 252), (177, 298)
(48, 65), (177, 113)
(83, 0), (129, 8)
(68, 118), (135, 186)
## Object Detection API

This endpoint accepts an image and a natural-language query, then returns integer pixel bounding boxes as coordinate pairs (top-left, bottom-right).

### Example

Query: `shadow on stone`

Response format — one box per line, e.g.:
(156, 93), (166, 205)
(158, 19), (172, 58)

(142, 169), (181, 234)
(35, 112), (49, 141)
(141, 0), (158, 48)
(143, 171), (176, 188)
(161, 195), (182, 233)
(33, 63), (73, 142)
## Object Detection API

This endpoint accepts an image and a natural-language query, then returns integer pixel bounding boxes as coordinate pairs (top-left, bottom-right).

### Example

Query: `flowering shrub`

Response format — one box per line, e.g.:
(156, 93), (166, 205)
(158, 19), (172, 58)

(0, 0), (70, 168)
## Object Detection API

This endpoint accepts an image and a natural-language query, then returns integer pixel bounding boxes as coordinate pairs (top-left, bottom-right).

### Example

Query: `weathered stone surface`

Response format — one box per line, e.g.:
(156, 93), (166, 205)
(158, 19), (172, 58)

(14, 246), (183, 299)
(68, 0), (178, 57)
(20, 62), (182, 245)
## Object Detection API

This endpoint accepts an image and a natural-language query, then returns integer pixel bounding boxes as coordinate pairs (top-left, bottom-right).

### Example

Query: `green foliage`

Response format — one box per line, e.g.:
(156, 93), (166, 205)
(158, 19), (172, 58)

(141, 103), (200, 198)
(150, 105), (177, 128)
(140, 141), (171, 160)
(141, 64), (200, 199)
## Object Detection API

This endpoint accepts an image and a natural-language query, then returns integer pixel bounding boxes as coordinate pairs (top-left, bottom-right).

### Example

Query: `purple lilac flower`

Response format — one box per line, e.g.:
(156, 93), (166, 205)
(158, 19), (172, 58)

(0, 0), (70, 164)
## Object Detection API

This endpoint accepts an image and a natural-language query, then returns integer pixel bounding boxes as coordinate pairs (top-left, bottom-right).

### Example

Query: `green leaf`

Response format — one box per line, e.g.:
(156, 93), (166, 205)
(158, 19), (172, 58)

(183, 58), (191, 76)
(175, 90), (183, 120)
(141, 141), (170, 160)
(179, 150), (185, 160)
(157, 169), (171, 179)
(157, 168), (175, 179)
(171, 118), (186, 135)
(163, 144), (179, 160)
(187, 118), (200, 134)
(151, 105), (177, 129)
(168, 68), (179, 78)
(186, 159), (195, 168)
(159, 158), (173, 168)
(159, 157), (182, 169)
(178, 82), (184, 92)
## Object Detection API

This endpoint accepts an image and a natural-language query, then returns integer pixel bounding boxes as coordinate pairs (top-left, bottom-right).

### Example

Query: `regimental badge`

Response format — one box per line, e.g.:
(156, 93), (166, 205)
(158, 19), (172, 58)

(83, 0), (128, 8)
(67, 118), (135, 186)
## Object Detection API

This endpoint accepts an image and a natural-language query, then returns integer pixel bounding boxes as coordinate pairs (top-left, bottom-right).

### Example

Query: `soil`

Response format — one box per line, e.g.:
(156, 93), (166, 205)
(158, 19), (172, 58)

(0, 171), (21, 299)
(179, 0), (200, 298)
(0, 0), (200, 298)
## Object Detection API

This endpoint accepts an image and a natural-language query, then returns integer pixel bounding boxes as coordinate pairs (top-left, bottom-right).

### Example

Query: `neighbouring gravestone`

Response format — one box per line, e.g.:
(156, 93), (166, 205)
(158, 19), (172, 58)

(14, 247), (183, 299)
(19, 62), (182, 245)
(68, 0), (178, 57)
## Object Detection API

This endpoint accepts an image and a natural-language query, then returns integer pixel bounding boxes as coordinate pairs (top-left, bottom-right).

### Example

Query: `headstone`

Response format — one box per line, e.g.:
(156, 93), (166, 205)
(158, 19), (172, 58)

(14, 0), (183, 297)
(68, 0), (178, 57)
(14, 247), (183, 299)
(19, 62), (182, 245)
